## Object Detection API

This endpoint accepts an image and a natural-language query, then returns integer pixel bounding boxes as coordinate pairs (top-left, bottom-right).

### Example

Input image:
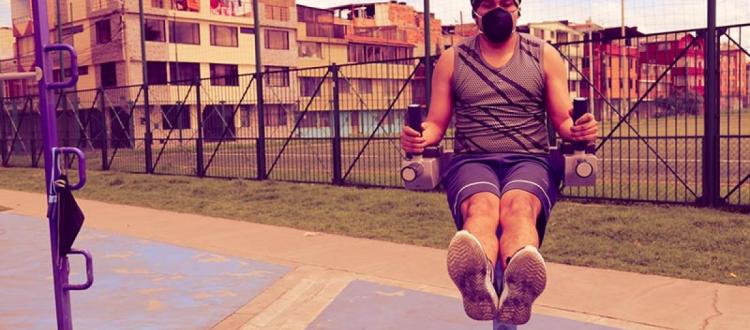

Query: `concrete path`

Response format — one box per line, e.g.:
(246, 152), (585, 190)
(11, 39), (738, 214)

(1, 189), (748, 330)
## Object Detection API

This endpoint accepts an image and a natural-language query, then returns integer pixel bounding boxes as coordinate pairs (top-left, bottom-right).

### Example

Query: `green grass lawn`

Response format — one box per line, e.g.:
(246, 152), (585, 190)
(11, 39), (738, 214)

(599, 109), (750, 136)
(0, 167), (748, 286)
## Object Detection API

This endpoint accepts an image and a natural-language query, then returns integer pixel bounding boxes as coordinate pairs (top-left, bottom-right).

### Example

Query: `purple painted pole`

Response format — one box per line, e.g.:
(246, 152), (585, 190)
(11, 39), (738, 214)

(29, 0), (86, 328)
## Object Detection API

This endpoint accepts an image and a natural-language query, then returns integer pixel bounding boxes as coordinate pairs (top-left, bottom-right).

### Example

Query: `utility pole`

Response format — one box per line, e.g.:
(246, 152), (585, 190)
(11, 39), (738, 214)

(423, 0), (432, 105)
(703, 0), (720, 206)
(588, 18), (594, 116)
(138, 0), (153, 173)
(253, 0), (266, 180)
(621, 0), (625, 38)
(56, 0), (68, 145)
(619, 0), (626, 121)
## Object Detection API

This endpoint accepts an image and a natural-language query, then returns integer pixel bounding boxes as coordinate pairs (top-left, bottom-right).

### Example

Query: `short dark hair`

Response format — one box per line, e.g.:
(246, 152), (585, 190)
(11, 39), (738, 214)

(471, 0), (522, 10)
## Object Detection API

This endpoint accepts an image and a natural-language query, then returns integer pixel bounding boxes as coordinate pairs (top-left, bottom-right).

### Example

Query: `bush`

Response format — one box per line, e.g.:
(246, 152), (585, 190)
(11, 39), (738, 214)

(653, 93), (704, 117)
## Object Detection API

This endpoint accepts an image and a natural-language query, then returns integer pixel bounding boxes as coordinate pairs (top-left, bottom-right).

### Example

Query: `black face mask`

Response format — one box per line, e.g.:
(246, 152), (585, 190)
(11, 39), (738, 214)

(478, 7), (515, 43)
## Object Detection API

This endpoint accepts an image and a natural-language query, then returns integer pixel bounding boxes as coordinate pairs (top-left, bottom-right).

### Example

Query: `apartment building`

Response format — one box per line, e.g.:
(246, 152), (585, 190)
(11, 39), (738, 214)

(638, 33), (705, 98)
(0, 27), (16, 96)
(521, 21), (586, 100)
(329, 1), (431, 136)
(719, 42), (748, 111)
(9, 0), (303, 144)
(330, 1), (441, 59)
(441, 23), (479, 50)
(0, 27), (13, 60)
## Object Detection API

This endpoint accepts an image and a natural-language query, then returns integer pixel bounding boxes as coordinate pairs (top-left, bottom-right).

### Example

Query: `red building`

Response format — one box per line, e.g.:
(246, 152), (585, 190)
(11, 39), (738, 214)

(638, 33), (705, 97)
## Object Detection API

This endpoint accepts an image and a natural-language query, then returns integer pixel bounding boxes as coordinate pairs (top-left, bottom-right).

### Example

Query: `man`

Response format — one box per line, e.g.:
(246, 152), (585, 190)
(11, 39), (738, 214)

(400, 0), (598, 325)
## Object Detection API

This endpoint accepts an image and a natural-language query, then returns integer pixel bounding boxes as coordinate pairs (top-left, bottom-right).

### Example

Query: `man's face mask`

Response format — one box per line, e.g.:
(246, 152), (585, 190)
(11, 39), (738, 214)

(475, 6), (518, 44)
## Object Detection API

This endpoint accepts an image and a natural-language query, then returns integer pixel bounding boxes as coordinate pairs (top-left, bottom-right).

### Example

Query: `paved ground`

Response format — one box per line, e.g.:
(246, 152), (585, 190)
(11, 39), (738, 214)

(1, 189), (748, 329)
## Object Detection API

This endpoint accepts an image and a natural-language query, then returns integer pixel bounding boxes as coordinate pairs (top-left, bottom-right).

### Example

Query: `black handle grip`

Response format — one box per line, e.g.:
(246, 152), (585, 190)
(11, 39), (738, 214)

(407, 104), (423, 134)
(573, 98), (588, 122)
(405, 104), (424, 158)
(572, 98), (589, 151)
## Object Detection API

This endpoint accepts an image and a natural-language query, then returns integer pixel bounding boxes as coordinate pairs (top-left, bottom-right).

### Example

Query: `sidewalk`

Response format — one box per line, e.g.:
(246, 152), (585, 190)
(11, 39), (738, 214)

(1, 189), (748, 329)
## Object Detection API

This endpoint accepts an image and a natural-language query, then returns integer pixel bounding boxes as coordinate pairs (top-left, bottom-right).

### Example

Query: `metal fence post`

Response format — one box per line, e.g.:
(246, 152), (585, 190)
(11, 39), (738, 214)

(144, 89), (153, 174)
(98, 87), (109, 170)
(138, 0), (153, 174)
(30, 98), (38, 166)
(0, 84), (7, 166)
(703, 0), (721, 206)
(332, 63), (342, 185)
(195, 78), (205, 177)
(253, 0), (266, 180)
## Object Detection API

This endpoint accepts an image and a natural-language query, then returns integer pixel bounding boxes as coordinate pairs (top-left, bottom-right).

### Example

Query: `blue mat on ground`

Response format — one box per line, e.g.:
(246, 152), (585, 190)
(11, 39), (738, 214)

(0, 213), (289, 330)
(307, 280), (621, 330)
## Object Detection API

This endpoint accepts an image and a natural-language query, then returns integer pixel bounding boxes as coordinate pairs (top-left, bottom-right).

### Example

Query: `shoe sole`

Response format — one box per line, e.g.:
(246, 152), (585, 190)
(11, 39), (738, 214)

(446, 231), (497, 321)
(497, 247), (547, 325)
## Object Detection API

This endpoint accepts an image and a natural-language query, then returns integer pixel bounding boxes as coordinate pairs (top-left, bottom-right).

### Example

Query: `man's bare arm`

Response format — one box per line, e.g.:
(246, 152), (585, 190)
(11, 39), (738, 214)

(543, 43), (598, 143)
(401, 48), (456, 153)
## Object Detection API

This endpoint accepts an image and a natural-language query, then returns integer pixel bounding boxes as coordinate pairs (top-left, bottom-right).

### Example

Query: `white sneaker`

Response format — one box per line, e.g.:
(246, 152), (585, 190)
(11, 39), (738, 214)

(496, 245), (547, 325)
(446, 230), (498, 320)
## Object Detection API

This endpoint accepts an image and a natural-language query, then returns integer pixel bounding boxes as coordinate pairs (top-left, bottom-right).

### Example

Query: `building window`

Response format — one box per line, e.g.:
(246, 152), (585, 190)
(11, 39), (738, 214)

(264, 105), (287, 127)
(100, 62), (117, 87)
(210, 25), (238, 47)
(348, 43), (413, 63)
(265, 5), (289, 21)
(96, 19), (111, 44)
(210, 64), (239, 86)
(306, 22), (334, 38)
(356, 79), (372, 94)
(240, 105), (254, 127)
(264, 66), (289, 87)
(300, 77), (319, 97)
(298, 111), (317, 128)
(170, 21), (200, 45)
(298, 42), (322, 58)
(350, 111), (359, 126)
(145, 19), (166, 42)
(53, 66), (89, 81)
(161, 105), (191, 129)
(264, 30), (289, 50)
(147, 62), (168, 85)
(171, 0), (199, 12)
(339, 79), (351, 94)
(169, 62), (201, 85)
(382, 80), (400, 94)
(297, 6), (327, 23)
(151, 0), (164, 8)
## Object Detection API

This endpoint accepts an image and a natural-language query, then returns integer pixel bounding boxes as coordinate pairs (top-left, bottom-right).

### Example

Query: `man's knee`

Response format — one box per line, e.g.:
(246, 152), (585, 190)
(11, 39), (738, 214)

(500, 190), (541, 224)
(461, 192), (500, 221)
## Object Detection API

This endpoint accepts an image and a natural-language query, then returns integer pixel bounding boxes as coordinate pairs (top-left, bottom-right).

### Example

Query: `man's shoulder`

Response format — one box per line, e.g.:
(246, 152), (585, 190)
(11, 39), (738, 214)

(518, 32), (546, 49)
(450, 35), (477, 53)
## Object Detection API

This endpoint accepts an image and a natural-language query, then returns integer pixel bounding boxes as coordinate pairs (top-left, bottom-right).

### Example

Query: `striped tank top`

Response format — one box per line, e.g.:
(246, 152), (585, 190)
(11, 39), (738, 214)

(451, 33), (549, 155)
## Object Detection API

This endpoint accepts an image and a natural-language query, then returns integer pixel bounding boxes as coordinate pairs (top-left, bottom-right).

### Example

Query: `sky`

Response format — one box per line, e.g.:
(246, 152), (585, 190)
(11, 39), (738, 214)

(0, 0), (9, 27)
(1, 0), (747, 43)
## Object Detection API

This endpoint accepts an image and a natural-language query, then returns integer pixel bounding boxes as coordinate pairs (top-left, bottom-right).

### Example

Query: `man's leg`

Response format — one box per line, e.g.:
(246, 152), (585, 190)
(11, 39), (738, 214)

(495, 190), (547, 325)
(498, 190), (541, 269)
(461, 192), (501, 266)
(444, 161), (503, 321)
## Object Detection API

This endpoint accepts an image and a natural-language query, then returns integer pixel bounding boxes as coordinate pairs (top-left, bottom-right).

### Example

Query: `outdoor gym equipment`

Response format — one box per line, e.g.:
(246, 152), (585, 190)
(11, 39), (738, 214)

(557, 98), (598, 186)
(400, 99), (598, 191)
(0, 0), (93, 328)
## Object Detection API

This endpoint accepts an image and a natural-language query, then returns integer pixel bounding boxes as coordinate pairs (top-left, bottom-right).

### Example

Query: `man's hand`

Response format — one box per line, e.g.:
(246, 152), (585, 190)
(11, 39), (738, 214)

(570, 113), (598, 144)
(400, 122), (429, 154)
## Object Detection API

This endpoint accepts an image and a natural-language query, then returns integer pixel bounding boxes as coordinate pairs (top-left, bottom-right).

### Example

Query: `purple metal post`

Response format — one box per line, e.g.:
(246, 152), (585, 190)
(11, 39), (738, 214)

(29, 0), (88, 328)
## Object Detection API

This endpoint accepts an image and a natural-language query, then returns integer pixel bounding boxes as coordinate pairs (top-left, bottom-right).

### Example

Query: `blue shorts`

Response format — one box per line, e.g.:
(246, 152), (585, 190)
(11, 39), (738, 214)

(442, 153), (561, 244)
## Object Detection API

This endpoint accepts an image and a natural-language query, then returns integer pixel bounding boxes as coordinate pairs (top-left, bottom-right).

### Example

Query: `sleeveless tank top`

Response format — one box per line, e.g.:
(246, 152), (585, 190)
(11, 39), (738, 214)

(451, 33), (549, 155)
